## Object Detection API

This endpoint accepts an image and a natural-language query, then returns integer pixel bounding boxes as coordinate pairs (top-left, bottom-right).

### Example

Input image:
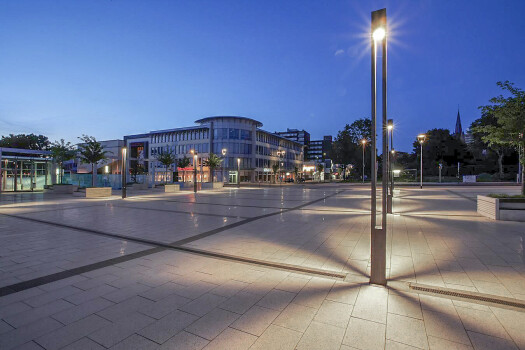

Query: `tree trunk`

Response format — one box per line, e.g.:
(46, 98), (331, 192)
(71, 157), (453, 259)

(211, 168), (214, 183)
(497, 152), (504, 179)
(92, 163), (96, 188)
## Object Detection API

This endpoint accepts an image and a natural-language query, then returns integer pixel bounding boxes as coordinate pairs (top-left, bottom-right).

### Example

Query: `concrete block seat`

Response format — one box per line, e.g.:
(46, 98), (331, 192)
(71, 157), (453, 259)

(477, 195), (525, 222)
(164, 184), (181, 192)
(45, 184), (77, 194)
(81, 187), (112, 198)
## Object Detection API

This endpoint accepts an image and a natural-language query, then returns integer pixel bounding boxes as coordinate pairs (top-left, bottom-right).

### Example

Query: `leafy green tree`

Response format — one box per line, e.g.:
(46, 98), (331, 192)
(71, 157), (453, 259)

(78, 135), (109, 188)
(470, 113), (512, 178)
(50, 139), (75, 184)
(155, 149), (176, 184)
(204, 153), (222, 183)
(330, 118), (372, 176)
(474, 81), (525, 193)
(178, 156), (191, 182)
(272, 163), (279, 183)
(0, 133), (50, 150)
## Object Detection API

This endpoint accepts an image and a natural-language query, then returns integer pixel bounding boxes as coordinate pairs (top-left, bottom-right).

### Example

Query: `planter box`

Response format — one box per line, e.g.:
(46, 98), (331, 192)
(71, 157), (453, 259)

(130, 183), (149, 190)
(201, 182), (224, 190)
(477, 195), (525, 222)
(164, 184), (181, 192)
(85, 187), (112, 198)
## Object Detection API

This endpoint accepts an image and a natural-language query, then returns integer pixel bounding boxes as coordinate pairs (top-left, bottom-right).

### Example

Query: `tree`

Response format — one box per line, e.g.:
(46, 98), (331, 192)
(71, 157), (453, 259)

(272, 163), (279, 183)
(0, 133), (50, 150)
(475, 81), (525, 193)
(78, 135), (109, 188)
(50, 139), (75, 184)
(330, 118), (372, 176)
(155, 149), (176, 184)
(317, 163), (324, 182)
(293, 166), (299, 182)
(411, 128), (471, 176)
(204, 153), (222, 183)
(178, 156), (191, 182)
(470, 113), (512, 178)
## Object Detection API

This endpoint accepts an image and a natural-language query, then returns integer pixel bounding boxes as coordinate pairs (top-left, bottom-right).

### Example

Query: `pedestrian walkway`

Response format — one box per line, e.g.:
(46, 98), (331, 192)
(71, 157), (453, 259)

(0, 184), (523, 349)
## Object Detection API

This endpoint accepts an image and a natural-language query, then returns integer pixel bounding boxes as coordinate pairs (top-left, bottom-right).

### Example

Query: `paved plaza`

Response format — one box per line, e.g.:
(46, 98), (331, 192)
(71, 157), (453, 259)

(0, 184), (524, 350)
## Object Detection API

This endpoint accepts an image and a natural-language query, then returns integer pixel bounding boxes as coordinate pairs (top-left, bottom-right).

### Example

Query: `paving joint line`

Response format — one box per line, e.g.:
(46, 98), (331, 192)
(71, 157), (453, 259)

(107, 203), (249, 219)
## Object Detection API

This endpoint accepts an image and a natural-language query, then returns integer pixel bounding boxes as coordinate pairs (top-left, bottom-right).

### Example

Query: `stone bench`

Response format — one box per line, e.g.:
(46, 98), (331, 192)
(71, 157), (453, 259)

(477, 195), (525, 222)
(164, 184), (181, 192)
(85, 187), (112, 198)
(201, 182), (224, 189)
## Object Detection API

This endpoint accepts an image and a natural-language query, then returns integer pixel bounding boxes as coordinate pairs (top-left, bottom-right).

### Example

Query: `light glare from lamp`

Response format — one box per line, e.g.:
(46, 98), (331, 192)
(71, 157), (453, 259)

(373, 27), (385, 41)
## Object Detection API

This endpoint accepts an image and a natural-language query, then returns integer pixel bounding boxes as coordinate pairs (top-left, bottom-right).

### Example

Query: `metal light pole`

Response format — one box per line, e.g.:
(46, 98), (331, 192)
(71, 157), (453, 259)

(237, 158), (240, 188)
(121, 147), (127, 199)
(222, 148), (227, 183)
(361, 139), (366, 183)
(417, 134), (425, 189)
(439, 163), (442, 183)
(370, 8), (388, 286)
(387, 119), (393, 213)
(193, 151), (198, 193)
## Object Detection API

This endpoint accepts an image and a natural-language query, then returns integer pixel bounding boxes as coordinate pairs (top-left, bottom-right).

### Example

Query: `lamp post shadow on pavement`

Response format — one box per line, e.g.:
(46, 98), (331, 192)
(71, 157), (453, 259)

(370, 8), (388, 286)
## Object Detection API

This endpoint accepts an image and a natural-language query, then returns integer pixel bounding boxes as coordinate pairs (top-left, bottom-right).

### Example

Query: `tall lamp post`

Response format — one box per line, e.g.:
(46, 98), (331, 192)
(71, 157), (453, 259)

(387, 119), (393, 213)
(417, 134), (426, 189)
(237, 158), (241, 188)
(361, 139), (367, 183)
(192, 150), (198, 193)
(121, 147), (127, 199)
(277, 150), (285, 185)
(222, 148), (227, 183)
(370, 8), (388, 286)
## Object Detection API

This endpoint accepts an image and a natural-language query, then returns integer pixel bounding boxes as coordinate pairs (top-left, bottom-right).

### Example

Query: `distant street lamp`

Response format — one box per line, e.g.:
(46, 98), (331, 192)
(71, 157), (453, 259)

(237, 158), (241, 188)
(417, 134), (426, 189)
(121, 147), (127, 199)
(361, 139), (367, 183)
(277, 150), (285, 184)
(222, 148), (227, 183)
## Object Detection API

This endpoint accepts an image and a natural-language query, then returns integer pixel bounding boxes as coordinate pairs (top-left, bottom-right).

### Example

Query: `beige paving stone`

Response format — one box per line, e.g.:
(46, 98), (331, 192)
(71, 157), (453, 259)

(427, 336), (473, 350)
(138, 310), (198, 344)
(467, 331), (518, 350)
(179, 293), (228, 317)
(296, 321), (345, 350)
(185, 308), (240, 340)
(343, 316), (386, 350)
(387, 313), (429, 349)
(325, 281), (360, 305)
(386, 340), (423, 349)
(422, 309), (471, 345)
(231, 305), (280, 336)
(455, 307), (511, 340)
(249, 324), (302, 350)
(257, 289), (296, 311)
(209, 280), (249, 297)
(158, 331), (209, 350)
(272, 302), (318, 332)
(352, 285), (388, 324)
(313, 300), (353, 328)
(202, 327), (257, 350)
(293, 277), (335, 309)
(110, 334), (159, 350)
(275, 276), (310, 293)
(388, 293), (423, 319)
(218, 290), (262, 314)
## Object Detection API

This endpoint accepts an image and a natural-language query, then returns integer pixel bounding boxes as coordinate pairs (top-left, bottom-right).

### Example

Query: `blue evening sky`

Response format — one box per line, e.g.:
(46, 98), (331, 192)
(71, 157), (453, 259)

(1, 0), (524, 152)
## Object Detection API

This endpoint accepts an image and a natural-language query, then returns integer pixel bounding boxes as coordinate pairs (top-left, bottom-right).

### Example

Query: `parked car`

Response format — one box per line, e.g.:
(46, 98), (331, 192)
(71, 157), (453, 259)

(284, 178), (294, 183)
(297, 178), (305, 183)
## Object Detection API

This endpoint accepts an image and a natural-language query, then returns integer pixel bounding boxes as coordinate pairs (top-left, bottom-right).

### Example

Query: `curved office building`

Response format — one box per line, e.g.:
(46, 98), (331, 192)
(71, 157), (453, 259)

(124, 116), (304, 183)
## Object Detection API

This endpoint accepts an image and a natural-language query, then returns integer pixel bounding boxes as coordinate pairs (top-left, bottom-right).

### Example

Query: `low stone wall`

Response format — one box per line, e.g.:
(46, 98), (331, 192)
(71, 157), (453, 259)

(477, 195), (525, 222)
(50, 184), (76, 194)
(201, 182), (224, 189)
(165, 184), (180, 192)
(477, 195), (499, 220)
(86, 187), (112, 198)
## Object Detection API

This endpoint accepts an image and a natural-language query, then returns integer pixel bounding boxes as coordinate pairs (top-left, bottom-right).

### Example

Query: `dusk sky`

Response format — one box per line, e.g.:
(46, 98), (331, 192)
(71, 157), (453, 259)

(1, 0), (524, 152)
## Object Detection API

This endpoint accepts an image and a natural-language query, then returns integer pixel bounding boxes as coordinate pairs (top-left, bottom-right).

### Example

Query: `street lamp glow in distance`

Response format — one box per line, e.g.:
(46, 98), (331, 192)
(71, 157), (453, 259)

(361, 139), (367, 183)
(222, 148), (227, 183)
(192, 150), (198, 193)
(417, 134), (426, 189)
(121, 147), (127, 199)
(237, 158), (241, 187)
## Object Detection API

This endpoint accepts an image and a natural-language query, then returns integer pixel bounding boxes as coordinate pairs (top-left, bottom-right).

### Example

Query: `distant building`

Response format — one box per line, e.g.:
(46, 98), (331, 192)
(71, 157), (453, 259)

(274, 128), (310, 160)
(307, 135), (333, 161)
(68, 139), (125, 175)
(453, 108), (465, 142)
(124, 116), (304, 183)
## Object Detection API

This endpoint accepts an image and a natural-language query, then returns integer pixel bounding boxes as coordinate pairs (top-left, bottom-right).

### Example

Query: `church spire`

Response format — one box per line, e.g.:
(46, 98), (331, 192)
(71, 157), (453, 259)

(454, 107), (465, 141)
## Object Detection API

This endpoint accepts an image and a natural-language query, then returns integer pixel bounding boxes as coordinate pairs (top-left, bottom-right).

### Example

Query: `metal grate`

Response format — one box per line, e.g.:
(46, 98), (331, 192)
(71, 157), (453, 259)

(409, 283), (525, 309)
